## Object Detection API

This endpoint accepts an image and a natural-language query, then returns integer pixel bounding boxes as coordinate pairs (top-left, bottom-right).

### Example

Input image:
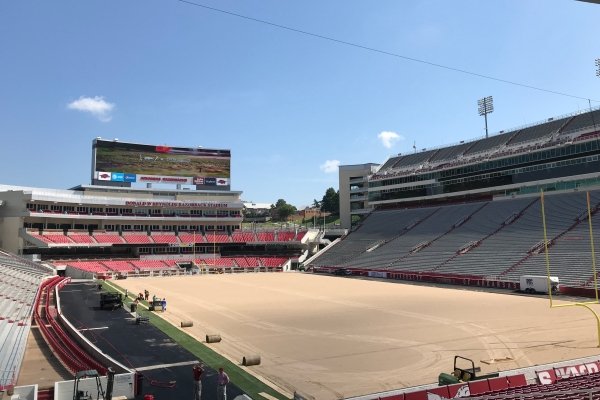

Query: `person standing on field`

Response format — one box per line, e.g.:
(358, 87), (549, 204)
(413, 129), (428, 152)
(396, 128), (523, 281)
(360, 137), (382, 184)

(216, 367), (229, 400)
(192, 363), (204, 400)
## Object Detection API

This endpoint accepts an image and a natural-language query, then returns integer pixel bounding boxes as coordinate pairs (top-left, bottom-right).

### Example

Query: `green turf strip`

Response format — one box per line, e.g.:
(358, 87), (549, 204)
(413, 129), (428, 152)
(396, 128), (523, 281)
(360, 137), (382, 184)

(100, 280), (290, 400)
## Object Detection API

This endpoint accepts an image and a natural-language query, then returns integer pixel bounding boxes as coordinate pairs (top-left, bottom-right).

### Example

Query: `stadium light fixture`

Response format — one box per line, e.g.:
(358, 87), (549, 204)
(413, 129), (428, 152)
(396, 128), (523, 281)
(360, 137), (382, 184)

(478, 96), (494, 138)
(596, 58), (600, 77)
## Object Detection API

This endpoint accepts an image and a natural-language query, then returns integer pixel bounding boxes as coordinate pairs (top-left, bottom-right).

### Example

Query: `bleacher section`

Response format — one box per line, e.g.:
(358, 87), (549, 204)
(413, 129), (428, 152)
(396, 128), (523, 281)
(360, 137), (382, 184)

(509, 116), (569, 145)
(22, 229), (309, 248)
(562, 109), (600, 133)
(311, 189), (600, 289)
(33, 277), (108, 375)
(122, 233), (153, 244)
(0, 251), (50, 390)
(68, 233), (96, 244)
(150, 233), (179, 244)
(93, 233), (125, 244)
(59, 256), (290, 276)
(372, 109), (600, 184)
(231, 232), (256, 243)
(178, 232), (206, 244)
(464, 131), (513, 155)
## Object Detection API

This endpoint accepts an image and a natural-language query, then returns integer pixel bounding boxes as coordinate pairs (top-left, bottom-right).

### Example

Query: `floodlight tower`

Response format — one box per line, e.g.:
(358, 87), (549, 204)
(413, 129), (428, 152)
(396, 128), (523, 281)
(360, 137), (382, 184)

(478, 96), (494, 138)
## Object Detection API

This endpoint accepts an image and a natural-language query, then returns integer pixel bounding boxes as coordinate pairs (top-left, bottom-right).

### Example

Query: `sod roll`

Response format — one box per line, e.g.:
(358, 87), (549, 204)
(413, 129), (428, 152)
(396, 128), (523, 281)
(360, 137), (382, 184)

(205, 334), (222, 343)
(242, 355), (261, 366)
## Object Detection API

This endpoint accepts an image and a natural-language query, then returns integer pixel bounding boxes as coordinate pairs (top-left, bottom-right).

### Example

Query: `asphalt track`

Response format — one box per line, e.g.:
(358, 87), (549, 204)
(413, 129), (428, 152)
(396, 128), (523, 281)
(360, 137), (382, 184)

(60, 281), (246, 400)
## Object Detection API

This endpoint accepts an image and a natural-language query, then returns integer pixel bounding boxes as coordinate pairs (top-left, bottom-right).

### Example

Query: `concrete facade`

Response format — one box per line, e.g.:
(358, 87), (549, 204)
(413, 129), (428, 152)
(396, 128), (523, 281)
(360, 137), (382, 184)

(338, 163), (379, 229)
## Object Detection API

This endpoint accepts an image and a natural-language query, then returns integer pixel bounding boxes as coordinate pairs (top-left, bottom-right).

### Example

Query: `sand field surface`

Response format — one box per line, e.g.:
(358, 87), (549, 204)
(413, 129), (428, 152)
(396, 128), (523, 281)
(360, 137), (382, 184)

(120, 273), (600, 399)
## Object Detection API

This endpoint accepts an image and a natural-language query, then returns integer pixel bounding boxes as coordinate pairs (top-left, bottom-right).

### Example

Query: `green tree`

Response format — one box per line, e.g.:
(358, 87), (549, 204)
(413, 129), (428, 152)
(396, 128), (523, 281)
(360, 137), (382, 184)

(271, 199), (297, 221)
(320, 187), (339, 215)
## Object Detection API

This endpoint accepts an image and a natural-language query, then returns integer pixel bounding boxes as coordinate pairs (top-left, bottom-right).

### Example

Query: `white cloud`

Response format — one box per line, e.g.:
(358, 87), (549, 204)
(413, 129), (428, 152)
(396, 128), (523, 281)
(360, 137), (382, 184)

(67, 96), (115, 122)
(319, 159), (340, 174)
(378, 131), (404, 148)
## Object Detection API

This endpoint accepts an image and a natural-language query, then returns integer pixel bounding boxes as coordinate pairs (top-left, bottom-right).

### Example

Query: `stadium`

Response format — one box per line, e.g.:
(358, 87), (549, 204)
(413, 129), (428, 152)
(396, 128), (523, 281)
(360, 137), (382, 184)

(1, 102), (600, 400)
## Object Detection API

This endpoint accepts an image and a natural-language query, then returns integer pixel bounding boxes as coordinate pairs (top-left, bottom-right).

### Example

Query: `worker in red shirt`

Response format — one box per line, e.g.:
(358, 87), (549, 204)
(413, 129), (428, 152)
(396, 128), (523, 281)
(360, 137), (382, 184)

(193, 363), (204, 400)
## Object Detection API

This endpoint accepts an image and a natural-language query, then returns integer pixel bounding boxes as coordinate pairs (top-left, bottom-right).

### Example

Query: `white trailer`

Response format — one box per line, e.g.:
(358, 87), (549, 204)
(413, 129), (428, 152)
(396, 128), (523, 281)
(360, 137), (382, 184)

(519, 275), (559, 294)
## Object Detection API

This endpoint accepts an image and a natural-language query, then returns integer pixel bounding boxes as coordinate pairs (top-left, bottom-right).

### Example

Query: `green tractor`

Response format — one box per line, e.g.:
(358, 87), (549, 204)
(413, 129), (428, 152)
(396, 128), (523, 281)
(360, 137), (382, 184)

(438, 356), (499, 386)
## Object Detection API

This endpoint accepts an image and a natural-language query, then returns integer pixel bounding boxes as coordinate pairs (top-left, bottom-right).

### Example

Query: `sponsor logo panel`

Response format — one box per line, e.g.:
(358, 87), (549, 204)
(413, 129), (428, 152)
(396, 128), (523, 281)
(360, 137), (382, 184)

(97, 172), (112, 181)
(136, 175), (193, 184)
(124, 173), (137, 182)
(111, 172), (125, 182)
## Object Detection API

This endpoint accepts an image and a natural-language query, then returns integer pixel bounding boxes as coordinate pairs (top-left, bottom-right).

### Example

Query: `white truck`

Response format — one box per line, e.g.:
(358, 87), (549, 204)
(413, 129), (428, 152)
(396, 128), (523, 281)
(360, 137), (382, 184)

(519, 275), (560, 294)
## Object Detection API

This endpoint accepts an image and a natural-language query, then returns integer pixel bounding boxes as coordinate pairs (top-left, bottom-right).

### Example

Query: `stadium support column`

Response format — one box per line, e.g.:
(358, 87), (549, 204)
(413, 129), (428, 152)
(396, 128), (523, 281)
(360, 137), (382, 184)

(478, 96), (494, 138)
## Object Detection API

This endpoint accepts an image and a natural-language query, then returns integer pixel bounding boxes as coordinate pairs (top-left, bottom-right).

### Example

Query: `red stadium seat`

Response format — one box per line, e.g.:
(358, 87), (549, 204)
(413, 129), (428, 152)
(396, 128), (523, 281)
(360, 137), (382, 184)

(507, 374), (527, 388)
(488, 376), (509, 391)
(468, 379), (490, 395)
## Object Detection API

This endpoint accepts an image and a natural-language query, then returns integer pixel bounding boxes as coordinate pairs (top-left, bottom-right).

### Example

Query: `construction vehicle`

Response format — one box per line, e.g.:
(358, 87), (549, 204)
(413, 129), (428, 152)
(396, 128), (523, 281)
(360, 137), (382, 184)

(73, 369), (115, 400)
(99, 292), (123, 310)
(438, 356), (499, 385)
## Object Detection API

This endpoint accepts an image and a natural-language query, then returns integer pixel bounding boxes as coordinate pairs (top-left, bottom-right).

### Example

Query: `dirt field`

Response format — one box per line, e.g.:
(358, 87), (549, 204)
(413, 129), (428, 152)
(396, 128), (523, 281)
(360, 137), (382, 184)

(119, 273), (600, 400)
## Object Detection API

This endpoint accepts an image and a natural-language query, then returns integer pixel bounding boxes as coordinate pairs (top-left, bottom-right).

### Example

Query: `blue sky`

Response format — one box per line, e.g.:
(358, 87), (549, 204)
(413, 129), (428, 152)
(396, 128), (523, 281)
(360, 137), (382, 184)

(1, 1), (599, 207)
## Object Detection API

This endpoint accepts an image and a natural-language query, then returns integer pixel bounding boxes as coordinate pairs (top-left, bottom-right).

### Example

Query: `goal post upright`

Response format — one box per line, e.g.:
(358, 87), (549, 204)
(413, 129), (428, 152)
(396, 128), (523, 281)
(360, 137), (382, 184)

(585, 191), (599, 303)
(540, 189), (600, 347)
(540, 189), (553, 306)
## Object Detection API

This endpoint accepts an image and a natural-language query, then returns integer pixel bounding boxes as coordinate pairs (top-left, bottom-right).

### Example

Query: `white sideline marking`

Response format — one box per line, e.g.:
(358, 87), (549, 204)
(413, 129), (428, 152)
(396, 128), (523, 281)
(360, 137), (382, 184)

(136, 360), (199, 371)
(259, 393), (279, 400)
(79, 326), (109, 332)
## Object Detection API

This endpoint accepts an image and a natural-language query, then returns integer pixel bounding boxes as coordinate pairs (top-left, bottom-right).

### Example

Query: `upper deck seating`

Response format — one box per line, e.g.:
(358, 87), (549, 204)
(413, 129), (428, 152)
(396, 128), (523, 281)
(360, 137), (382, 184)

(277, 232), (296, 242)
(150, 233), (179, 244)
(561, 109), (600, 133)
(256, 232), (275, 242)
(509, 117), (568, 145)
(462, 131), (513, 155)
(429, 141), (472, 162)
(68, 234), (96, 244)
(178, 232), (205, 244)
(231, 232), (256, 243)
(27, 232), (53, 244)
(93, 233), (125, 244)
(296, 231), (307, 241)
(390, 150), (437, 169)
(44, 234), (75, 244)
(122, 233), (153, 245)
(205, 232), (230, 243)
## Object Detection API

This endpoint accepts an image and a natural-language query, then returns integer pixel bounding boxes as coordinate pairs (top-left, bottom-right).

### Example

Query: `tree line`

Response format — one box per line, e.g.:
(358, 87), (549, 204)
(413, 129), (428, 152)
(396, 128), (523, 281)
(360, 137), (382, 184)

(270, 187), (339, 222)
